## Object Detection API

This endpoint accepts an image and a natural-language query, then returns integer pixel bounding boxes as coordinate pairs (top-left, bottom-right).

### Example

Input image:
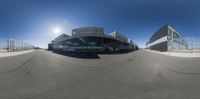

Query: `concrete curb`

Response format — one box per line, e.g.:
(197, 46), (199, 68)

(145, 49), (200, 58)
(0, 50), (35, 58)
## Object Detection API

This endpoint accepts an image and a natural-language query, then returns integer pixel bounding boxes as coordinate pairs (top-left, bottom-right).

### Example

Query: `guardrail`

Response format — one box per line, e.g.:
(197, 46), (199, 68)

(0, 38), (34, 53)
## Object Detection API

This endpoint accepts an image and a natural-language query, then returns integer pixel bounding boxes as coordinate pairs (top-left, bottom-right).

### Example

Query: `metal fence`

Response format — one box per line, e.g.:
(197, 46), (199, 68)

(186, 37), (200, 53)
(0, 38), (34, 53)
(166, 37), (200, 53)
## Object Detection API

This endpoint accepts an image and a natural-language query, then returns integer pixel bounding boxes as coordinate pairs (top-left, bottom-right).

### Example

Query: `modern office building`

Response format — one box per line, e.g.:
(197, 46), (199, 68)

(49, 26), (138, 53)
(147, 24), (188, 52)
(110, 31), (128, 42)
(72, 27), (104, 36)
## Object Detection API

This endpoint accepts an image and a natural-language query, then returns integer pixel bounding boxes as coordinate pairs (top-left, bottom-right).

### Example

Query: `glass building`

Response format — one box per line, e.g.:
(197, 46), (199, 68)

(148, 24), (188, 52)
(49, 27), (138, 53)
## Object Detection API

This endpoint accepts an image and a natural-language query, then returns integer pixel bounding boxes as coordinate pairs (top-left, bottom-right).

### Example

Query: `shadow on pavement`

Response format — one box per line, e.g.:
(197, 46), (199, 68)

(52, 51), (100, 59)
(51, 50), (136, 59)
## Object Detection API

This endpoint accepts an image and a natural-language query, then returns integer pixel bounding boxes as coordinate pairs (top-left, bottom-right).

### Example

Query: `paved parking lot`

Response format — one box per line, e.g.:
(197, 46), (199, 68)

(0, 50), (200, 99)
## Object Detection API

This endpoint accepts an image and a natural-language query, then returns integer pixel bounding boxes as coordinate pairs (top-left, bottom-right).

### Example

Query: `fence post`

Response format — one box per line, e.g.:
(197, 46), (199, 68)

(8, 38), (10, 52)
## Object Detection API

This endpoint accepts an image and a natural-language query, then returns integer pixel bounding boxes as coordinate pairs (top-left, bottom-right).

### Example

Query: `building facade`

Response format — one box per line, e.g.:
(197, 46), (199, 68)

(109, 31), (128, 42)
(72, 27), (104, 36)
(147, 24), (188, 52)
(49, 27), (138, 53)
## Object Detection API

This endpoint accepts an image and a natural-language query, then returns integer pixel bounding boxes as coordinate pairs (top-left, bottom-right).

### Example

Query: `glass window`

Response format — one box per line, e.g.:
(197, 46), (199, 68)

(168, 29), (173, 37)
(173, 32), (179, 38)
(88, 42), (96, 46)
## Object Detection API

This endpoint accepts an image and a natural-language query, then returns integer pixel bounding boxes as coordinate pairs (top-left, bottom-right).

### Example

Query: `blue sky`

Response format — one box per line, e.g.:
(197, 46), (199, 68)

(0, 0), (200, 48)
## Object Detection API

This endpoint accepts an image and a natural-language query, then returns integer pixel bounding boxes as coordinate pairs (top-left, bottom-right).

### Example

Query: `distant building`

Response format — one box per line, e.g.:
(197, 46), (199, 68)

(48, 43), (53, 50)
(49, 26), (138, 53)
(147, 24), (188, 52)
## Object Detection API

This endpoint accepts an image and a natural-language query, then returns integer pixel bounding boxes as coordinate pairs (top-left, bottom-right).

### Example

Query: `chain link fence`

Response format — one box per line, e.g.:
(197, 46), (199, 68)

(186, 37), (200, 53)
(0, 38), (34, 53)
(165, 37), (200, 53)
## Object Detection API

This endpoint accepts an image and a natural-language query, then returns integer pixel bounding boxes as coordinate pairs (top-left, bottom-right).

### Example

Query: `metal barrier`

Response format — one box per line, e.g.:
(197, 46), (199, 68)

(0, 38), (34, 53)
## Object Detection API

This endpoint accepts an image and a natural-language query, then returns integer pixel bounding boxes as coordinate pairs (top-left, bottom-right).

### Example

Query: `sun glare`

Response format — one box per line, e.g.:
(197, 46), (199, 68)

(53, 27), (61, 35)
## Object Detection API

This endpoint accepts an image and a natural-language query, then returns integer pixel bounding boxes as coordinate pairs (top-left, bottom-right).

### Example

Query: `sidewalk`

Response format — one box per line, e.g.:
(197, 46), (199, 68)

(0, 50), (35, 58)
(145, 49), (200, 58)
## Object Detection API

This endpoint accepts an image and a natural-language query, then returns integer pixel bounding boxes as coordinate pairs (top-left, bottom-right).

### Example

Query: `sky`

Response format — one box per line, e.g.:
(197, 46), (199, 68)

(0, 0), (200, 48)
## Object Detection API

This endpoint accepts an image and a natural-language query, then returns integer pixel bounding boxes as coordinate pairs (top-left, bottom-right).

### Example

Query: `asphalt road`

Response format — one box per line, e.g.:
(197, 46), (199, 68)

(0, 50), (200, 99)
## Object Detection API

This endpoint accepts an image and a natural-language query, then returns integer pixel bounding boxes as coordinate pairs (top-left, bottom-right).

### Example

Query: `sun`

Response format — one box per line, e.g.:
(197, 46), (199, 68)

(53, 27), (61, 35)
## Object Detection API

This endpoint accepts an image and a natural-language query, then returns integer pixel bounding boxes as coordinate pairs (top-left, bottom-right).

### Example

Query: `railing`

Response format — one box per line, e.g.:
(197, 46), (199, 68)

(0, 38), (34, 53)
